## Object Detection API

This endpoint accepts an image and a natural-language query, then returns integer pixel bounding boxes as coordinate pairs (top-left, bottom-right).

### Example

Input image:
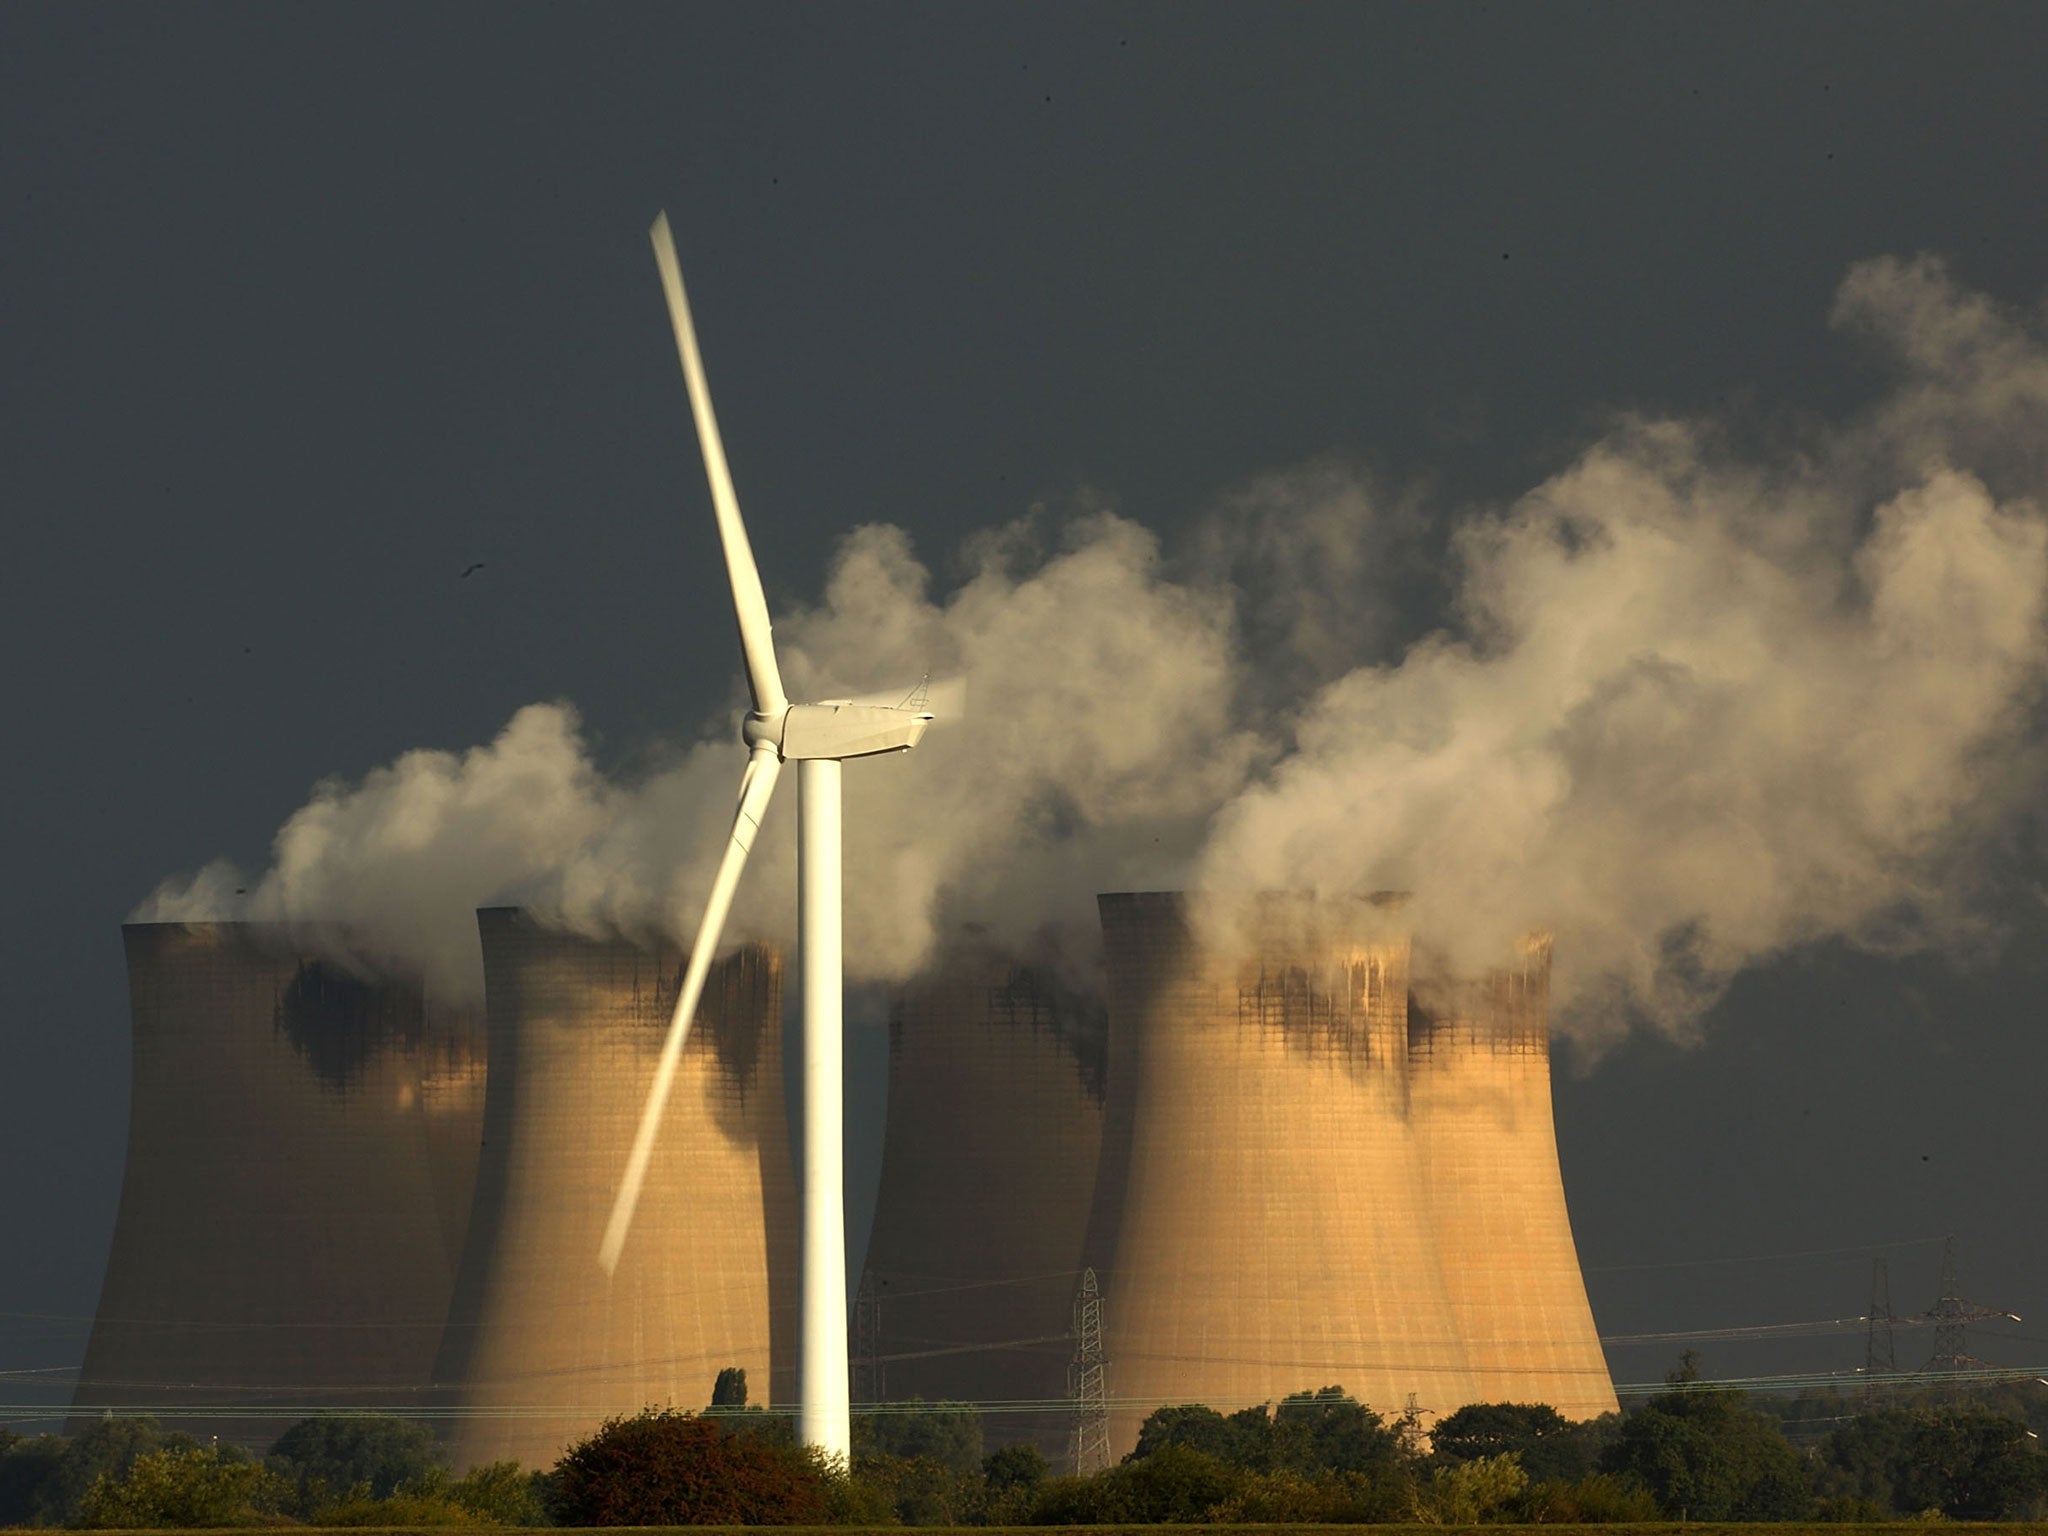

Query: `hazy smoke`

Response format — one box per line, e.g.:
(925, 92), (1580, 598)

(138, 256), (2048, 1040)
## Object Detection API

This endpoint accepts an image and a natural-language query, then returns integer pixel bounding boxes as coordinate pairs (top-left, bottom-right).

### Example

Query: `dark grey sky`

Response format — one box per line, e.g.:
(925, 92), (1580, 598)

(7, 4), (2048, 1424)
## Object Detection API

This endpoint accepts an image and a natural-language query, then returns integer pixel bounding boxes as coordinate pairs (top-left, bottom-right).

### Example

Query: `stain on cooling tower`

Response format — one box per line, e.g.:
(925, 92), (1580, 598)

(1235, 956), (1398, 1061)
(1406, 935), (1553, 1060)
(987, 962), (1108, 1101)
(1227, 892), (1410, 1065)
(652, 943), (778, 1097)
(273, 958), (426, 1089)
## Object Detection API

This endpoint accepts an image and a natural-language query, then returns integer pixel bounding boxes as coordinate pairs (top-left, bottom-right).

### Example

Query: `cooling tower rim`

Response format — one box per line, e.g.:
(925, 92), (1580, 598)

(1094, 888), (1412, 904)
(123, 918), (345, 933)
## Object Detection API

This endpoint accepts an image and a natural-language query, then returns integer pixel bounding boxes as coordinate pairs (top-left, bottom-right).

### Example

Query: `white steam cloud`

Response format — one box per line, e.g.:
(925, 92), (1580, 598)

(138, 256), (2048, 1042)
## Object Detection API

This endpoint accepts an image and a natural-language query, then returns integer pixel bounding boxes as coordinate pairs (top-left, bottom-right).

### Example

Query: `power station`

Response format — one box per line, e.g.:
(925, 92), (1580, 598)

(80, 894), (1614, 1467)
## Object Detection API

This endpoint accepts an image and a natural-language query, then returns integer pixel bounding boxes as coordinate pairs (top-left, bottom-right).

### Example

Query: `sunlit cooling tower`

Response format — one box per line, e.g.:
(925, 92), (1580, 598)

(74, 923), (485, 1444)
(856, 936), (1106, 1459)
(1095, 892), (1476, 1457)
(438, 908), (795, 1472)
(1407, 937), (1617, 1419)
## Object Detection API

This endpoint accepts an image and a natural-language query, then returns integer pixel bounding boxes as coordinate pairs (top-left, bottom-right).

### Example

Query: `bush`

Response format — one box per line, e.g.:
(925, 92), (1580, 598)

(1814, 1491), (1894, 1522)
(1420, 1451), (1528, 1523)
(77, 1445), (291, 1528)
(851, 1452), (981, 1525)
(1042, 1442), (1244, 1523)
(1208, 1467), (1418, 1523)
(553, 1406), (829, 1525)
(1510, 1471), (1665, 1523)
(448, 1459), (553, 1525)
(317, 1489), (485, 1526)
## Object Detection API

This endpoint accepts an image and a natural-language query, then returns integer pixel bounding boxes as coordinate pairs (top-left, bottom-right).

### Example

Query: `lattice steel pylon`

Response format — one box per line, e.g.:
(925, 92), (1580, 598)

(1862, 1257), (1897, 1401)
(1068, 1267), (1111, 1474)
(1923, 1235), (2018, 1376)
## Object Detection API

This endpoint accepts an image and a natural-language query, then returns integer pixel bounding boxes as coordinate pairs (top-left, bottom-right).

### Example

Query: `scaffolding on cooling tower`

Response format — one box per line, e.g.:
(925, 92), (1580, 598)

(1068, 1267), (1111, 1474)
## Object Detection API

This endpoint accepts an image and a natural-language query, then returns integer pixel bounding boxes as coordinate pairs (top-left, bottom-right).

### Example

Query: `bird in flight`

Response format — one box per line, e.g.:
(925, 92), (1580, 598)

(460, 562), (486, 579)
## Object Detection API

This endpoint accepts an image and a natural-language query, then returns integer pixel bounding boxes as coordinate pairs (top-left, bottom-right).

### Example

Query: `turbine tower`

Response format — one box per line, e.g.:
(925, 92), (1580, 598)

(598, 212), (933, 1460)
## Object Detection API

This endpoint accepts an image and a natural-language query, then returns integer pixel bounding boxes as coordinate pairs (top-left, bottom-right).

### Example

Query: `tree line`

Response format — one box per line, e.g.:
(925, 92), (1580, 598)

(5, 1357), (2045, 1526)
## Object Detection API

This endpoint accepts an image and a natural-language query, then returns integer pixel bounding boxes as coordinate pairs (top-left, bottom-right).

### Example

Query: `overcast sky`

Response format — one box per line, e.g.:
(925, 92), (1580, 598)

(7, 4), (2048, 1426)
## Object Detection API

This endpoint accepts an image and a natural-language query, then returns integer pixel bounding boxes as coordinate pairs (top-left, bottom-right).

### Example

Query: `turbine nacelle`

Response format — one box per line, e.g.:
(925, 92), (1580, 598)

(743, 699), (934, 761)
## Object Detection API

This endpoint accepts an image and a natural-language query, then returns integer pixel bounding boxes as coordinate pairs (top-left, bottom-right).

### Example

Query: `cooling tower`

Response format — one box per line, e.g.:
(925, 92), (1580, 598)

(437, 909), (796, 1472)
(1096, 892), (1476, 1456)
(856, 937), (1106, 1458)
(74, 923), (486, 1443)
(1407, 939), (1617, 1419)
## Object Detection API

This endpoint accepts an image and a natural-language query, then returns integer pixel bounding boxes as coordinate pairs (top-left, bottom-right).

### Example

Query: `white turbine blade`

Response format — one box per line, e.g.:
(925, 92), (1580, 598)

(599, 745), (782, 1274)
(649, 212), (787, 717)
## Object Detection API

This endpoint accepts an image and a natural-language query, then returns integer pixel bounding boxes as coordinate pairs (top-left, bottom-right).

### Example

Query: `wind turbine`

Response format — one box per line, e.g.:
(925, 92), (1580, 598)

(597, 212), (933, 1461)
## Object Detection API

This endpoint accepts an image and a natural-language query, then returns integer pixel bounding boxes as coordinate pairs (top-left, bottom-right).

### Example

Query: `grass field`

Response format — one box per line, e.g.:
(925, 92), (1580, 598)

(74, 1525), (2048, 1536)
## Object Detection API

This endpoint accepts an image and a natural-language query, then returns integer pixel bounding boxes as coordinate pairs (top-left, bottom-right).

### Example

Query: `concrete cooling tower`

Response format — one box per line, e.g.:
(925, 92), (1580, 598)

(74, 923), (485, 1443)
(437, 909), (796, 1472)
(1095, 892), (1478, 1456)
(856, 937), (1105, 1459)
(1408, 939), (1617, 1419)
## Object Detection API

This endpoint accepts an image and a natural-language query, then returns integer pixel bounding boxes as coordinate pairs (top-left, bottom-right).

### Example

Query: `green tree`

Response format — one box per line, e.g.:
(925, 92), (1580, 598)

(701, 1366), (795, 1449)
(983, 1441), (1049, 1493)
(553, 1407), (829, 1525)
(15, 1415), (201, 1526)
(1598, 1361), (1809, 1520)
(855, 1399), (984, 1477)
(1130, 1409), (1253, 1466)
(982, 1442), (1050, 1524)
(1130, 1388), (1403, 1475)
(0, 1432), (71, 1526)
(1903, 1407), (2047, 1521)
(709, 1367), (748, 1409)
(1269, 1386), (1405, 1474)
(1432, 1401), (1612, 1482)
(266, 1412), (444, 1508)
(1813, 1404), (1922, 1509)
(77, 1445), (291, 1528)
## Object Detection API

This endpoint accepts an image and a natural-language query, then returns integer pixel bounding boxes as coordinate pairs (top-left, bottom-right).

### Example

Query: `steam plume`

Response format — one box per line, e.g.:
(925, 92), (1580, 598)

(138, 256), (2048, 1041)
